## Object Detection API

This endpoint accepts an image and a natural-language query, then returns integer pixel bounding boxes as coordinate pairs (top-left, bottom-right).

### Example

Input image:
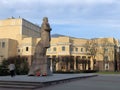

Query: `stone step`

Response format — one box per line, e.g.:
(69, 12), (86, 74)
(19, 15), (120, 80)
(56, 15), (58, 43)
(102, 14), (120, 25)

(0, 84), (36, 89)
(0, 81), (42, 85)
(0, 74), (98, 89)
(0, 81), (43, 89)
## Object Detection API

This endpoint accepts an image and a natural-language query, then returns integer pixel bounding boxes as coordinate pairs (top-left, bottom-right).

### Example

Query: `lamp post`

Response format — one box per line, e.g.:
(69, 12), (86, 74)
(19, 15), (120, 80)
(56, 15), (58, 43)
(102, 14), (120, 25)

(116, 46), (120, 71)
(114, 45), (119, 72)
(49, 57), (53, 73)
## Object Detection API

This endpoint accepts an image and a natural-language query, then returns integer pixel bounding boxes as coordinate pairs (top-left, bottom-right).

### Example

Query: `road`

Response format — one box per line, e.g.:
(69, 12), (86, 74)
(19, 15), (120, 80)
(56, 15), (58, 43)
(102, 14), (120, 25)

(0, 74), (120, 90)
(35, 74), (120, 90)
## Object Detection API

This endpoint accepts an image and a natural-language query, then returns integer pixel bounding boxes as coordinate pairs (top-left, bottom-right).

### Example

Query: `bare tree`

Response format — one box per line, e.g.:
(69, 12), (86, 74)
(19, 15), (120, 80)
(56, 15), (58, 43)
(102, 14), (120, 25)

(85, 39), (98, 59)
(85, 39), (98, 70)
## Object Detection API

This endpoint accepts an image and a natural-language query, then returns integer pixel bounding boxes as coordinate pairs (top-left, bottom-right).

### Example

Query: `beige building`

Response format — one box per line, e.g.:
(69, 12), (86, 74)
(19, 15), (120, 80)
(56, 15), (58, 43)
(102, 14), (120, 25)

(0, 17), (120, 71)
(0, 38), (17, 63)
(0, 17), (40, 64)
(47, 36), (120, 72)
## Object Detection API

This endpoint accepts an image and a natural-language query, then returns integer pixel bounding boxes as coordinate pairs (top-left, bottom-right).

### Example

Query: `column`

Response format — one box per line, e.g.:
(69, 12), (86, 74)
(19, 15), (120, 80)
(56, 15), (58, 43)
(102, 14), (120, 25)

(90, 57), (93, 70)
(74, 56), (76, 71)
(56, 56), (60, 71)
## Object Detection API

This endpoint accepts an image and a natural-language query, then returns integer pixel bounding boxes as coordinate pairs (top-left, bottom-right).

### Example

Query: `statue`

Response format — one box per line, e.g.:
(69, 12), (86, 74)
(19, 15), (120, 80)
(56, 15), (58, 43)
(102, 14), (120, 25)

(28, 17), (52, 76)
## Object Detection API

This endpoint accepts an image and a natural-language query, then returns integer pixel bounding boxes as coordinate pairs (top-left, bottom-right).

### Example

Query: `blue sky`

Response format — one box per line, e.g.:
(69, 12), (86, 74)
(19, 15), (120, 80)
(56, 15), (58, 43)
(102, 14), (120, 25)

(0, 0), (120, 39)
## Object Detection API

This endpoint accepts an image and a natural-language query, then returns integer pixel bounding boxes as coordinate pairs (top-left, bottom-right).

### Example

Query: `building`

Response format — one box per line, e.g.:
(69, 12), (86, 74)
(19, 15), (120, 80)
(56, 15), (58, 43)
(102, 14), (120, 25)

(47, 36), (120, 72)
(0, 17), (40, 64)
(0, 38), (17, 63)
(0, 17), (120, 71)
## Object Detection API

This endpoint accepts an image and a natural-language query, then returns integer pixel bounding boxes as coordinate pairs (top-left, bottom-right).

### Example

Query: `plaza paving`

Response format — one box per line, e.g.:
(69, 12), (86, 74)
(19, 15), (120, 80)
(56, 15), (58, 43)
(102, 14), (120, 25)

(0, 73), (97, 89)
(0, 73), (97, 82)
(36, 74), (120, 90)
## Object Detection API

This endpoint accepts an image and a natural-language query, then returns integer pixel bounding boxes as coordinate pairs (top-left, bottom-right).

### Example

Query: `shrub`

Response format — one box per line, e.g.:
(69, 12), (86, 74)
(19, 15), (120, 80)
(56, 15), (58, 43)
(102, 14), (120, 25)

(0, 56), (29, 76)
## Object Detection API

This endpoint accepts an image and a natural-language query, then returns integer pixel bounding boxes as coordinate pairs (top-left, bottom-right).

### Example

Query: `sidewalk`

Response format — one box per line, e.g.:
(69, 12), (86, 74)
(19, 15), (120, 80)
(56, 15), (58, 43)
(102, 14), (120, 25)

(0, 73), (98, 90)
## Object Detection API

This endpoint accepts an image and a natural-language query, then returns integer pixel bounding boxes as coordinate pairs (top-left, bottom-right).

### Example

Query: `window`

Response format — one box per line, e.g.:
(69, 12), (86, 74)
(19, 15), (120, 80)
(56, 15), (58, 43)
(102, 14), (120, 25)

(26, 47), (29, 51)
(76, 48), (78, 52)
(81, 48), (83, 52)
(105, 63), (109, 70)
(18, 49), (20, 52)
(62, 46), (65, 51)
(104, 56), (108, 62)
(53, 47), (56, 51)
(104, 48), (108, 52)
(2, 42), (5, 48)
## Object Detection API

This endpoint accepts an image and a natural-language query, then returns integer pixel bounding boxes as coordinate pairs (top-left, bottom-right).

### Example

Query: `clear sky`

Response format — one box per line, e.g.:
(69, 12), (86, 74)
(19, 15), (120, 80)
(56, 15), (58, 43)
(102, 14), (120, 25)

(0, 0), (120, 39)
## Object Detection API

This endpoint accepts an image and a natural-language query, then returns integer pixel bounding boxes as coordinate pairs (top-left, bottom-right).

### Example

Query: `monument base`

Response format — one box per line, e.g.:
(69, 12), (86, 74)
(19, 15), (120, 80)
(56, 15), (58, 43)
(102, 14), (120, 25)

(28, 56), (52, 76)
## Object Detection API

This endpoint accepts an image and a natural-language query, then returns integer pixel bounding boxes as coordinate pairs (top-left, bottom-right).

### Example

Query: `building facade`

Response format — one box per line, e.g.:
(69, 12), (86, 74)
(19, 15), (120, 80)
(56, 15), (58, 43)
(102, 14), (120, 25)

(0, 17), (120, 71)
(0, 17), (40, 64)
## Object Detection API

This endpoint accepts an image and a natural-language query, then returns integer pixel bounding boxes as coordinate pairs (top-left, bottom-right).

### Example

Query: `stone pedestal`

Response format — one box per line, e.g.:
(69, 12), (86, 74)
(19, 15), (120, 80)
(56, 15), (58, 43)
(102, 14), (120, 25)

(28, 56), (52, 76)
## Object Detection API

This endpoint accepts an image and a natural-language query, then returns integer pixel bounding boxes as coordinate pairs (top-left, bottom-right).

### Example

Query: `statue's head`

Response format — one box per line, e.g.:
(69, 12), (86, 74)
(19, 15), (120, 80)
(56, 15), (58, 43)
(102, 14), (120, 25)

(43, 17), (48, 23)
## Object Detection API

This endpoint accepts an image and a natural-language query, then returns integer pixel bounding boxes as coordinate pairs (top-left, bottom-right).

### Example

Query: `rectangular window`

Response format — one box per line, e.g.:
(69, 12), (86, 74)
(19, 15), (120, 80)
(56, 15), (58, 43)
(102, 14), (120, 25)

(62, 46), (65, 51)
(81, 48), (83, 52)
(105, 63), (109, 70)
(2, 42), (5, 48)
(76, 48), (78, 52)
(104, 56), (108, 62)
(26, 47), (29, 51)
(53, 47), (56, 51)
(104, 48), (108, 52)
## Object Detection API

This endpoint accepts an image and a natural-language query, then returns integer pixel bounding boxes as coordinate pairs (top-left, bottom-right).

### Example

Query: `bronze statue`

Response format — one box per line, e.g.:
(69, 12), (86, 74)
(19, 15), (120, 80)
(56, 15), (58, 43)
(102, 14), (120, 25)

(28, 17), (52, 76)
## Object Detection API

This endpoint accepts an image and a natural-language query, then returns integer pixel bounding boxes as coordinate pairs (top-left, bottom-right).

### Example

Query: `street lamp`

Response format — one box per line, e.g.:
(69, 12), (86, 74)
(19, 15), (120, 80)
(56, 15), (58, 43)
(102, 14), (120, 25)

(48, 57), (53, 73)
(114, 45), (119, 72)
(116, 46), (120, 71)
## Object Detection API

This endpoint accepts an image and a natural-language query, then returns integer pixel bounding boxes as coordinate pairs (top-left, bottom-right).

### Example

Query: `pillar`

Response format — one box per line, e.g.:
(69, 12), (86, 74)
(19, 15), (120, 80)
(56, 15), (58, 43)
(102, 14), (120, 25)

(74, 56), (76, 70)
(90, 57), (93, 70)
